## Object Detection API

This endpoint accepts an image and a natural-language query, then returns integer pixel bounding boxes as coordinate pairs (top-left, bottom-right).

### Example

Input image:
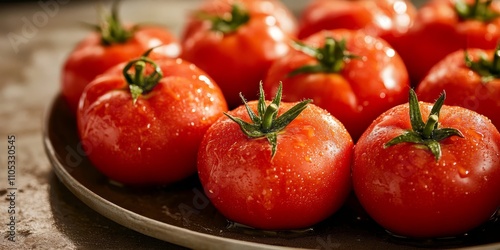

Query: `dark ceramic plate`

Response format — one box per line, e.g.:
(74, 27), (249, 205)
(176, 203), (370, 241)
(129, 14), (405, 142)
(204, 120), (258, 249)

(43, 94), (500, 250)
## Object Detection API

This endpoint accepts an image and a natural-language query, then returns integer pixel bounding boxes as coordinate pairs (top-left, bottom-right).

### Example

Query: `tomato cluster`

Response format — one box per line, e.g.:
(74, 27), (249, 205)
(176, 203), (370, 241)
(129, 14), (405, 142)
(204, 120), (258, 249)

(61, 0), (500, 241)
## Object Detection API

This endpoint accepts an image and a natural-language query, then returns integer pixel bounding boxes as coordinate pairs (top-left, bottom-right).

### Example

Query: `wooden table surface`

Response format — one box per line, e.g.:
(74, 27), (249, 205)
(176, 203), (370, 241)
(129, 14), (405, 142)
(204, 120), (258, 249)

(0, 0), (448, 249)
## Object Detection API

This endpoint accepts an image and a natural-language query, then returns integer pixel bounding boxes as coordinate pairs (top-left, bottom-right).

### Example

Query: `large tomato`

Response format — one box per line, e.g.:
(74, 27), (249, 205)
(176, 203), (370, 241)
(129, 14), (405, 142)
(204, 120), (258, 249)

(394, 0), (500, 85)
(353, 89), (500, 238)
(77, 51), (227, 186)
(263, 29), (409, 141)
(181, 1), (292, 108)
(417, 46), (500, 130)
(197, 84), (353, 230)
(297, 0), (416, 46)
(62, 4), (180, 114)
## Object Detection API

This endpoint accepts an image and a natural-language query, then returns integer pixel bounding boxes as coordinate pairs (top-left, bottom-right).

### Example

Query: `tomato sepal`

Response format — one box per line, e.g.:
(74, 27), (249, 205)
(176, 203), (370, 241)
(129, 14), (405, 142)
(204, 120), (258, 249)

(465, 42), (500, 83)
(289, 37), (358, 76)
(196, 4), (250, 34)
(455, 0), (500, 22)
(122, 47), (164, 103)
(224, 83), (311, 158)
(384, 90), (464, 161)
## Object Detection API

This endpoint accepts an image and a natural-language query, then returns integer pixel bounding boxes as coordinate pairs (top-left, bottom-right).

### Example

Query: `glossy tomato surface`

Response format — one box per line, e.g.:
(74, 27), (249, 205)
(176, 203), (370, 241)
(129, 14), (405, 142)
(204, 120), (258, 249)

(394, 0), (500, 85)
(197, 101), (353, 230)
(353, 101), (500, 238)
(182, 0), (298, 38)
(297, 0), (416, 46)
(181, 0), (293, 108)
(417, 48), (500, 130)
(77, 58), (227, 186)
(62, 26), (180, 114)
(264, 29), (409, 140)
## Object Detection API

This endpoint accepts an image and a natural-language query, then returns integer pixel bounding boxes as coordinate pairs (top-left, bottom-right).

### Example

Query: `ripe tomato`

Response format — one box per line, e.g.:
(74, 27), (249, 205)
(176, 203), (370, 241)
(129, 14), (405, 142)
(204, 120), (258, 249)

(182, 0), (298, 39)
(180, 1), (292, 109)
(353, 89), (500, 238)
(77, 51), (227, 186)
(394, 0), (500, 85)
(297, 0), (416, 46)
(197, 84), (353, 230)
(62, 4), (180, 114)
(263, 29), (409, 141)
(417, 46), (500, 130)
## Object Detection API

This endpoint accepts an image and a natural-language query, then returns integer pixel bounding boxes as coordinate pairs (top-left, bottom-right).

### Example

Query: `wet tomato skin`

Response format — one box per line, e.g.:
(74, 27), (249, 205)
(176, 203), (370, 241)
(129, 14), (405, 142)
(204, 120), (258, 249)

(298, 0), (416, 46)
(197, 101), (353, 230)
(77, 58), (227, 186)
(181, 0), (298, 39)
(417, 49), (500, 130)
(353, 102), (500, 238)
(180, 0), (293, 109)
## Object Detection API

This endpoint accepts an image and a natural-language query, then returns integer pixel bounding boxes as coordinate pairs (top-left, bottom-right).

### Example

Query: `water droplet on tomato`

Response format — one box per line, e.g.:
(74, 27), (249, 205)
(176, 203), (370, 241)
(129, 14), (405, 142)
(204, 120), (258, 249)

(305, 155), (312, 162)
(458, 167), (470, 178)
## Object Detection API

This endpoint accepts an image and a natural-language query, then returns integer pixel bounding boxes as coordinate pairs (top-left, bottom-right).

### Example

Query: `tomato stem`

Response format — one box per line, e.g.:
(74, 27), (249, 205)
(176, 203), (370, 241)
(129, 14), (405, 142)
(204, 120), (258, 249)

(289, 37), (358, 76)
(455, 0), (499, 22)
(423, 114), (438, 139)
(262, 104), (278, 131)
(197, 4), (250, 34)
(385, 90), (464, 161)
(93, 1), (132, 45)
(225, 82), (312, 158)
(122, 47), (163, 103)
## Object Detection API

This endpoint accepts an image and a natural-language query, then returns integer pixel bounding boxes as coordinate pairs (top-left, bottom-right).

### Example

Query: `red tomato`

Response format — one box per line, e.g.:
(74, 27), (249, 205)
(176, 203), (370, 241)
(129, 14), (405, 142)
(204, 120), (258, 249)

(263, 29), (409, 141)
(197, 85), (353, 230)
(181, 1), (292, 109)
(62, 5), (180, 114)
(297, 0), (416, 46)
(77, 52), (227, 186)
(353, 89), (500, 238)
(394, 0), (500, 85)
(182, 0), (298, 38)
(417, 47), (500, 130)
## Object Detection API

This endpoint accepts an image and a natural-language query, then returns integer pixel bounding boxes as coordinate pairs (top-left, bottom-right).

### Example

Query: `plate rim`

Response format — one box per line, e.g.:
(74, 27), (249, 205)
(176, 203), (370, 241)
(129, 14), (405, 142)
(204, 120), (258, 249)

(42, 94), (500, 250)
(42, 94), (306, 250)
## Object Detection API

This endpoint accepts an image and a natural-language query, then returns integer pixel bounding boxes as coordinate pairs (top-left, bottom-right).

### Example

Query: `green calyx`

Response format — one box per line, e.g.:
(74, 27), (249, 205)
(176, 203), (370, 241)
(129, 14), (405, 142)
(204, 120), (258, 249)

(94, 1), (133, 45)
(465, 43), (500, 83)
(199, 4), (250, 34)
(225, 83), (312, 158)
(384, 89), (464, 161)
(455, 0), (500, 22)
(289, 36), (358, 77)
(122, 47), (163, 103)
